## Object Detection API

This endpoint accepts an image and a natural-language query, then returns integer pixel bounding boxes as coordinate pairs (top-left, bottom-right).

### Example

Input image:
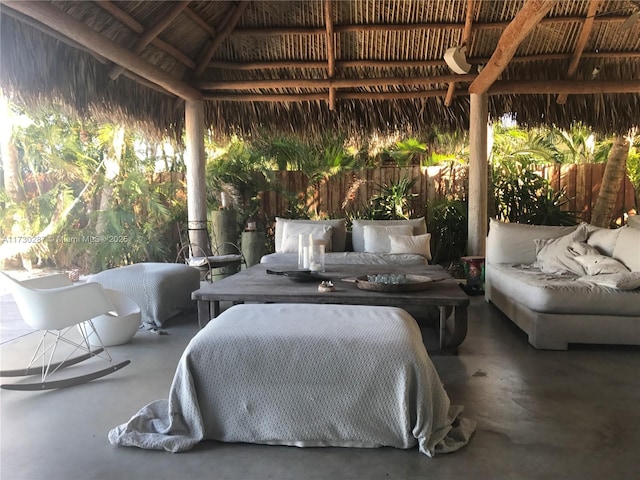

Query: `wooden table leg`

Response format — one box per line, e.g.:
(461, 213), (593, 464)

(197, 300), (210, 329)
(197, 300), (221, 329)
(437, 305), (468, 353)
(446, 305), (468, 350)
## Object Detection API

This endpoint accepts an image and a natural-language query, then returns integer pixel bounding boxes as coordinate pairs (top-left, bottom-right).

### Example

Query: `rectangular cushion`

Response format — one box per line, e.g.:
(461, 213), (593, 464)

(363, 224), (413, 253)
(486, 218), (578, 265)
(275, 218), (347, 252)
(612, 226), (640, 272)
(351, 218), (427, 253)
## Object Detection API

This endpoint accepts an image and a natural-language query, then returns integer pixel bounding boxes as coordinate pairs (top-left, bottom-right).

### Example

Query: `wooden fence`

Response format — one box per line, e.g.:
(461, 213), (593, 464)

(540, 163), (636, 224)
(261, 163), (636, 224)
(155, 164), (637, 225)
(261, 164), (469, 220)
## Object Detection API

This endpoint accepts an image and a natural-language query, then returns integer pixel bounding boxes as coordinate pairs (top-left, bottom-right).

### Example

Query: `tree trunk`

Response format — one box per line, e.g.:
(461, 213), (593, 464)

(591, 135), (630, 228)
(0, 95), (25, 202)
(96, 126), (124, 235)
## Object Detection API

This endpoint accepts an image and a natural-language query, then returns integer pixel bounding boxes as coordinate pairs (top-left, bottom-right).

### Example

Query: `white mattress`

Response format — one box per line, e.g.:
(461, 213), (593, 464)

(487, 263), (640, 316)
(261, 251), (428, 266)
(109, 303), (475, 456)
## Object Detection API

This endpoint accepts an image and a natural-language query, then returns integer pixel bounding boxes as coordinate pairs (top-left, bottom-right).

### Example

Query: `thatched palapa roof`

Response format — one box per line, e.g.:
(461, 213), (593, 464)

(1, 0), (639, 138)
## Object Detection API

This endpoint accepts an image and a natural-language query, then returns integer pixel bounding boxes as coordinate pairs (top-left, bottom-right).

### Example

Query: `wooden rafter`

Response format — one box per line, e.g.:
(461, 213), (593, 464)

(325, 0), (336, 110)
(445, 0), (475, 107)
(194, 1), (249, 78)
(202, 79), (640, 103)
(196, 74), (478, 90)
(556, 0), (602, 104)
(206, 51), (640, 71)
(95, 1), (195, 70)
(108, 1), (191, 80)
(469, 0), (557, 94)
(183, 6), (218, 38)
(3, 0), (202, 100)
(228, 14), (630, 37)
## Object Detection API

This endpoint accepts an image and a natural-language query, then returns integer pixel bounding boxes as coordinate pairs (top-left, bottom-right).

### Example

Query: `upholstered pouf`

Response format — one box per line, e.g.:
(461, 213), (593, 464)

(87, 263), (200, 328)
(85, 289), (141, 347)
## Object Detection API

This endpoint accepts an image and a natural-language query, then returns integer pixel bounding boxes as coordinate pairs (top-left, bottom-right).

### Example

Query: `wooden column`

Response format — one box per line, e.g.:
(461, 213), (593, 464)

(185, 100), (210, 253)
(468, 93), (489, 256)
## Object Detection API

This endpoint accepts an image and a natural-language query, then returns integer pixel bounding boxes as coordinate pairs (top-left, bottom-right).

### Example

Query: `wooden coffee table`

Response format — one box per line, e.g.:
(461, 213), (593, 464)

(192, 263), (470, 352)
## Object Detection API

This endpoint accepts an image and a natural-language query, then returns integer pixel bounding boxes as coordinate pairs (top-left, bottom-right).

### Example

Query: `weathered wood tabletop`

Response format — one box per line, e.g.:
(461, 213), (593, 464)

(193, 263), (470, 352)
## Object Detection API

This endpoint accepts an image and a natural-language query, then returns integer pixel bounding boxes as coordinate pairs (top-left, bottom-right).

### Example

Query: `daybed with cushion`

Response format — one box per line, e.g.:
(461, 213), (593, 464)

(260, 217), (432, 266)
(485, 218), (640, 350)
(109, 303), (475, 455)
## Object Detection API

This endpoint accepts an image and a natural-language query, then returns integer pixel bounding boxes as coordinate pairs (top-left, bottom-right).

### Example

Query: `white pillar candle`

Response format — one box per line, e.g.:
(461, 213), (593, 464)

(303, 246), (310, 269)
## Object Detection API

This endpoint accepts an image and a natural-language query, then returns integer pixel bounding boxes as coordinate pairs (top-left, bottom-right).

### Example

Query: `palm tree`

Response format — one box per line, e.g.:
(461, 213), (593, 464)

(591, 134), (631, 228)
(258, 134), (358, 218)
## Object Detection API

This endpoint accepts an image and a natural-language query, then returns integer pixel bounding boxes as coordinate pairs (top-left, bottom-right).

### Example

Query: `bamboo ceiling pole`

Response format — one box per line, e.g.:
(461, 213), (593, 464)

(556, 0), (602, 104)
(229, 15), (629, 37)
(197, 74), (477, 90)
(445, 0), (475, 107)
(184, 100), (209, 254)
(325, 0), (336, 110)
(467, 93), (489, 256)
(4, 1), (202, 100)
(469, 0), (557, 94)
(109, 1), (190, 80)
(488, 80), (640, 95)
(95, 1), (196, 69)
(207, 51), (639, 71)
(194, 1), (249, 78)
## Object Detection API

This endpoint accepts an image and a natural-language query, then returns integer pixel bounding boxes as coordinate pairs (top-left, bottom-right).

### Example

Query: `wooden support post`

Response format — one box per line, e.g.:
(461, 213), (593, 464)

(468, 93), (488, 256)
(325, 0), (336, 110)
(185, 100), (209, 253)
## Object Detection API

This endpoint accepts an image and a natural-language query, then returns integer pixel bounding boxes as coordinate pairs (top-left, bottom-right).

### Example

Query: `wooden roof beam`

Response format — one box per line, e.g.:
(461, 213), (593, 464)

(184, 6), (218, 38)
(556, 0), (602, 104)
(206, 51), (640, 71)
(202, 79), (640, 102)
(229, 15), (629, 37)
(469, 0), (557, 94)
(445, 0), (475, 107)
(488, 79), (640, 95)
(95, 1), (195, 70)
(194, 1), (249, 78)
(197, 74), (478, 90)
(325, 0), (336, 110)
(109, 1), (191, 80)
(3, 1), (202, 100)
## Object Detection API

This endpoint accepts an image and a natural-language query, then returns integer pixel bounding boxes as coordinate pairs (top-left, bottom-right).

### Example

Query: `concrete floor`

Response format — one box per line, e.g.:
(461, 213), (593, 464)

(1, 296), (640, 480)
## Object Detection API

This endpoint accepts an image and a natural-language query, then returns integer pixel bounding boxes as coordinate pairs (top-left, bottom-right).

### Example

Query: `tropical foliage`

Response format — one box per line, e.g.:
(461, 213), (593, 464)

(0, 105), (184, 273)
(1, 97), (636, 273)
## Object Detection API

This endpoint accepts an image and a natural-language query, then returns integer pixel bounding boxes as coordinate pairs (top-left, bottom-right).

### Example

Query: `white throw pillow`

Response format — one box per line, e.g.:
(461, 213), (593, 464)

(486, 218), (578, 265)
(351, 218), (427, 252)
(577, 272), (640, 290)
(534, 223), (589, 274)
(274, 218), (347, 252)
(612, 226), (640, 272)
(574, 254), (630, 276)
(389, 233), (432, 260)
(363, 225), (413, 253)
(280, 223), (332, 253)
(586, 224), (622, 257)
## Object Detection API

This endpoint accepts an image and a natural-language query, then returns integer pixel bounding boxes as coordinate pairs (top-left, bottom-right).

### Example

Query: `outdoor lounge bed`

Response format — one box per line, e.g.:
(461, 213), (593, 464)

(109, 303), (475, 456)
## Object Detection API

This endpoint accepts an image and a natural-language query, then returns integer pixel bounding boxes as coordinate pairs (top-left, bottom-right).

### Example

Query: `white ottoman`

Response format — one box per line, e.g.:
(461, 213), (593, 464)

(87, 263), (200, 328)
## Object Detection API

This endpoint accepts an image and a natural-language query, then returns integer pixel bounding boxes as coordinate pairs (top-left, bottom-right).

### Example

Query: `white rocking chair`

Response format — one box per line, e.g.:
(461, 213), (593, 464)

(0, 271), (130, 391)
